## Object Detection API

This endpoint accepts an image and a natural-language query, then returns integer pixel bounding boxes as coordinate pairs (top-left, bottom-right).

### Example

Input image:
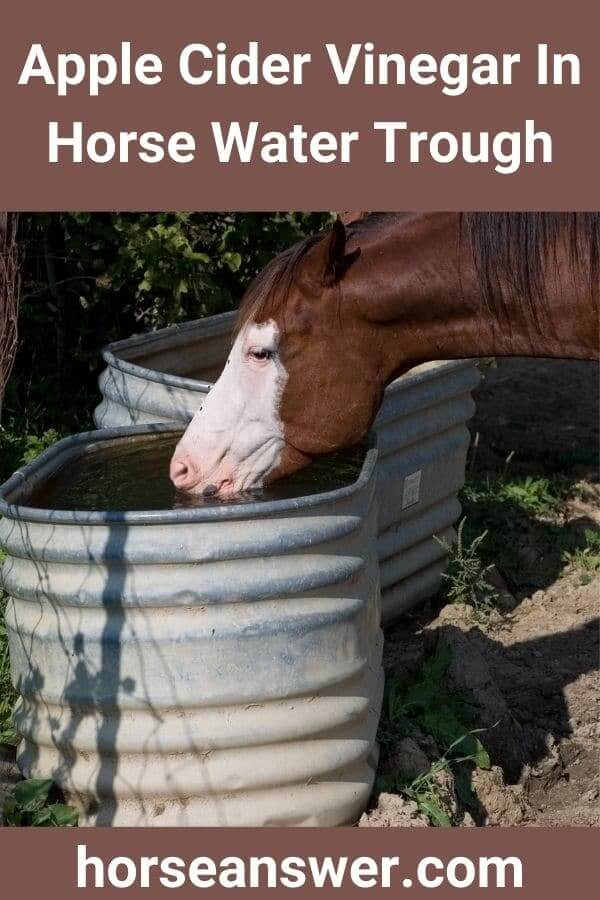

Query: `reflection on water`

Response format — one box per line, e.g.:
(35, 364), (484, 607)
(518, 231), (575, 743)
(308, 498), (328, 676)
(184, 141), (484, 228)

(29, 435), (366, 512)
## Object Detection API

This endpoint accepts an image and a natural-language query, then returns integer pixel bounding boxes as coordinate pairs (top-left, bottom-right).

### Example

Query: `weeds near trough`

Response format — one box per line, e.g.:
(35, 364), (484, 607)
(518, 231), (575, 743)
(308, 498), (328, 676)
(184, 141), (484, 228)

(562, 528), (600, 585)
(436, 519), (498, 618)
(459, 465), (596, 597)
(377, 644), (490, 826)
(399, 732), (489, 828)
(491, 475), (568, 518)
(2, 778), (78, 827)
(463, 473), (568, 521)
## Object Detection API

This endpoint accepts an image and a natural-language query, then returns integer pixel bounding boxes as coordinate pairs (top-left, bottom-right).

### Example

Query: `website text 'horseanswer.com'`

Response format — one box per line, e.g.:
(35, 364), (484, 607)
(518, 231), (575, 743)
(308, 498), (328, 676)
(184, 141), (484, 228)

(76, 846), (524, 890)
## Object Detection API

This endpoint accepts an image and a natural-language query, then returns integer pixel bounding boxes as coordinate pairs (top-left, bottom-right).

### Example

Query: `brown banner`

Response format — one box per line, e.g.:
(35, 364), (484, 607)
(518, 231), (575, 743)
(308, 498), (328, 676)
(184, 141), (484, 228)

(0, 827), (598, 897)
(1, 0), (599, 210)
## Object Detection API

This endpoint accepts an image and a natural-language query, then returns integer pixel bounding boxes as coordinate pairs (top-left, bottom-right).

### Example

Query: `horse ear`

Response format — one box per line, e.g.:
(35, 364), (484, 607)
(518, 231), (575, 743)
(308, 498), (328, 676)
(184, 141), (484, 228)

(320, 218), (361, 285)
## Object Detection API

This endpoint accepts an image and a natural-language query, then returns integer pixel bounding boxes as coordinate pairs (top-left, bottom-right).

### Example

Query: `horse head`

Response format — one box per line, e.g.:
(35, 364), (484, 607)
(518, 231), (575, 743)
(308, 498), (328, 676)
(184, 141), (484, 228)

(169, 219), (384, 497)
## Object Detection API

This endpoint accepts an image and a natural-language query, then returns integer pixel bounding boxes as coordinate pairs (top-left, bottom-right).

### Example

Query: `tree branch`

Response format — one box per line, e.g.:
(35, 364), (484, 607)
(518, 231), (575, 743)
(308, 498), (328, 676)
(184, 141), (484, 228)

(0, 213), (20, 424)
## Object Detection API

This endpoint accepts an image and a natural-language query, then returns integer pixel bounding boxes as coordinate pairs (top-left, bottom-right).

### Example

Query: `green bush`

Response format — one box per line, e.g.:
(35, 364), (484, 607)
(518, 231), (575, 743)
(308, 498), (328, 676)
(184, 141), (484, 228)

(3, 778), (78, 827)
(5, 212), (332, 436)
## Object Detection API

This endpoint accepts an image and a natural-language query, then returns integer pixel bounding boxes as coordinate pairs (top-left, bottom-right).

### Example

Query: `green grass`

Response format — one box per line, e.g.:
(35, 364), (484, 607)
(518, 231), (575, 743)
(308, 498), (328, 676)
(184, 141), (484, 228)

(459, 471), (598, 597)
(377, 645), (490, 826)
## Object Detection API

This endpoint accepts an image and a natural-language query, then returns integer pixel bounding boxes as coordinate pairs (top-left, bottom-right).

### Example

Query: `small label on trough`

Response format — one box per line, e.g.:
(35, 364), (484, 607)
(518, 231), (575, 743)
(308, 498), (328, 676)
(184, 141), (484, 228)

(402, 470), (422, 509)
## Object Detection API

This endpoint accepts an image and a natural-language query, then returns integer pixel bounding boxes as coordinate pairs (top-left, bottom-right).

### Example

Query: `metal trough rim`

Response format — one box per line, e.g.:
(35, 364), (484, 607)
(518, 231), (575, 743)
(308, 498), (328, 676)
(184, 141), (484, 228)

(0, 423), (378, 527)
(101, 310), (237, 393)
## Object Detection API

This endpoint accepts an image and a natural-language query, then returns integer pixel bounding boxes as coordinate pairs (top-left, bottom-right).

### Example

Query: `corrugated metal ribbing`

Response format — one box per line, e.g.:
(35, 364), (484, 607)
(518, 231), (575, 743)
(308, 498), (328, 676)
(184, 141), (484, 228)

(94, 312), (235, 429)
(94, 315), (480, 621)
(374, 361), (480, 620)
(0, 427), (382, 826)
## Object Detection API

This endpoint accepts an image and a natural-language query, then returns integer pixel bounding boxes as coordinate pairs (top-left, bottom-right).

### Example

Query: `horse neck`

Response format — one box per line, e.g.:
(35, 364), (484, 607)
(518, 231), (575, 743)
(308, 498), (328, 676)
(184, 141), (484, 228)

(346, 212), (599, 384)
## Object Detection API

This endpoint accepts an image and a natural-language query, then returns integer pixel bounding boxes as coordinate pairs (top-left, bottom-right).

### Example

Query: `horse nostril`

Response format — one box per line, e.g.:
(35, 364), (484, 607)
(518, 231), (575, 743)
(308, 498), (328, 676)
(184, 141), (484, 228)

(170, 457), (192, 487)
(202, 483), (219, 497)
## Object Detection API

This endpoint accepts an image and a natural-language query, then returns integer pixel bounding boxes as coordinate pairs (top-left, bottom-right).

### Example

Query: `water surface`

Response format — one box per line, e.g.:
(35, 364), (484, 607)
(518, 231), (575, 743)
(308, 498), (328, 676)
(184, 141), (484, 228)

(28, 434), (366, 512)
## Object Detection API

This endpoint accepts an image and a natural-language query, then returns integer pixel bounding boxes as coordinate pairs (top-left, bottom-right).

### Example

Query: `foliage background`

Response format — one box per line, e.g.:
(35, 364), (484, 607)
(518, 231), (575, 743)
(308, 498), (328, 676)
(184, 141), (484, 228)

(1, 212), (331, 480)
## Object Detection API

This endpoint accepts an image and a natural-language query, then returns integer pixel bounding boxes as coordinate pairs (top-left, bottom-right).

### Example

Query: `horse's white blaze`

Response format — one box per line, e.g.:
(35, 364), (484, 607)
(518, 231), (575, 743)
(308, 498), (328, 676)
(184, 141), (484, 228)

(171, 320), (287, 495)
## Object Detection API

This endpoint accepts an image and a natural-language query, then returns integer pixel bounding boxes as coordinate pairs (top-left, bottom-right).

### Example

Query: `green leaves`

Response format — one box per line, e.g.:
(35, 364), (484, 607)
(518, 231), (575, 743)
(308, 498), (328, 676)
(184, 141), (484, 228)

(417, 797), (452, 828)
(2, 778), (78, 827)
(0, 725), (18, 748)
(221, 251), (242, 272)
(12, 778), (53, 811)
(498, 476), (566, 517)
(67, 212), (332, 331)
(20, 430), (60, 465)
(14, 212), (335, 412)
(469, 738), (491, 771)
(0, 428), (62, 487)
(33, 803), (79, 827)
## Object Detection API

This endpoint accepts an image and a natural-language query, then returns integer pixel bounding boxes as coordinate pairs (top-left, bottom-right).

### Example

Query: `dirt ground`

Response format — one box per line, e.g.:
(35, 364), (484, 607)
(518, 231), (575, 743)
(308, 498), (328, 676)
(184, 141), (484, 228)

(467, 358), (599, 826)
(469, 358), (599, 476)
(363, 358), (599, 828)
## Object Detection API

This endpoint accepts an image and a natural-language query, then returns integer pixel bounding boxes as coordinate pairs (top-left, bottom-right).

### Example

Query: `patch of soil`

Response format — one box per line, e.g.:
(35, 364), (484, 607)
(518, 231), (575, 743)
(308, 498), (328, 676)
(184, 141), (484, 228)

(359, 792), (429, 828)
(469, 766), (529, 826)
(467, 358), (599, 827)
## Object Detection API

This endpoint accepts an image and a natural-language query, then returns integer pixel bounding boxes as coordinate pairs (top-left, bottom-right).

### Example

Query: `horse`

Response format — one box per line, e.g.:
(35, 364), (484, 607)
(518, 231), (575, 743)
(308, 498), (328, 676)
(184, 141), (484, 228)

(169, 212), (599, 497)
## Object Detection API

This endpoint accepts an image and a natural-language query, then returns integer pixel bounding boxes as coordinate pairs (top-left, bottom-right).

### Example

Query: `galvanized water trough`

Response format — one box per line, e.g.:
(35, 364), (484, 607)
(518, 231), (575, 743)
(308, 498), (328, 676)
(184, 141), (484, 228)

(95, 313), (480, 622)
(0, 426), (382, 826)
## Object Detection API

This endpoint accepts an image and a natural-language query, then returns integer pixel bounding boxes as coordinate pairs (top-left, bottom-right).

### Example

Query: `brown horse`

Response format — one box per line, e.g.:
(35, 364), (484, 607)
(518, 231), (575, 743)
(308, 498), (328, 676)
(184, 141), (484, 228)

(170, 212), (599, 497)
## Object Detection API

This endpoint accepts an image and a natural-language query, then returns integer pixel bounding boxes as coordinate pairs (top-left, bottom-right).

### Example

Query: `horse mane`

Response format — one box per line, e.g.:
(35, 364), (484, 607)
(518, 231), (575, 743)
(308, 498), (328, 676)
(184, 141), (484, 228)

(462, 212), (600, 326)
(236, 233), (323, 333)
(235, 213), (407, 333)
(236, 212), (600, 332)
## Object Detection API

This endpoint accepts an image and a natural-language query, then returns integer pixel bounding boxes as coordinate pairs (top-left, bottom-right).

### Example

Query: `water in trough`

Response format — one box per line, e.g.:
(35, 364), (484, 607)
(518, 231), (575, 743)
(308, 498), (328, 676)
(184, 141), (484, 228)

(27, 433), (366, 512)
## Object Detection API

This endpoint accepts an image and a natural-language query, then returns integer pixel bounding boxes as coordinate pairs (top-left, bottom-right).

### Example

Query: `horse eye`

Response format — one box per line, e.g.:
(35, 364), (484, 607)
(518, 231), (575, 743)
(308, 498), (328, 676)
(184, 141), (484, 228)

(249, 348), (273, 361)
